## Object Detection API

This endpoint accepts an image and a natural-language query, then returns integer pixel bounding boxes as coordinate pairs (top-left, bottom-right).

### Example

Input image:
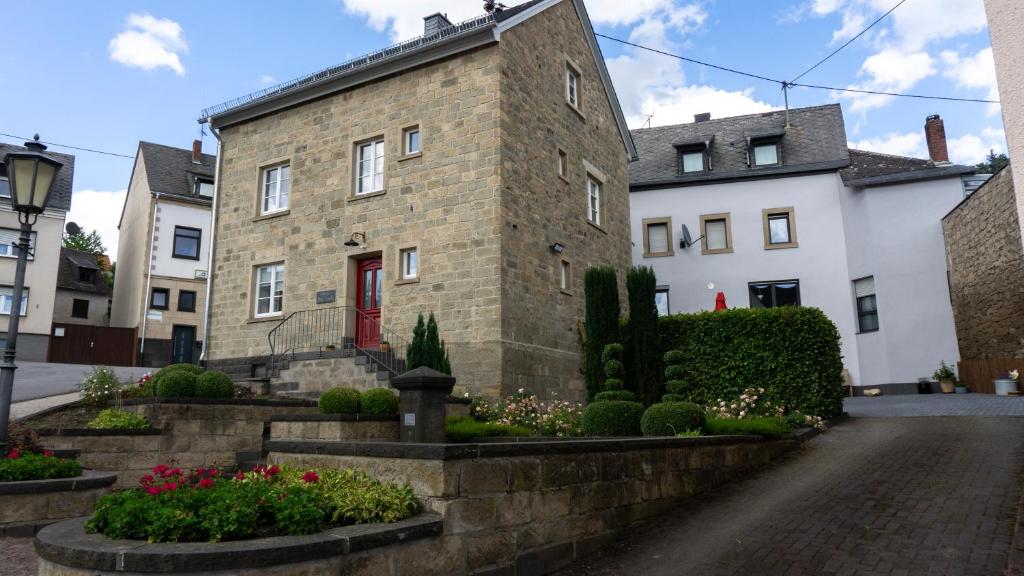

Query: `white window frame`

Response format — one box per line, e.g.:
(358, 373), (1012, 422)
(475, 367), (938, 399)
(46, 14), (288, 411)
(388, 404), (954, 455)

(260, 165), (289, 215)
(587, 176), (601, 226)
(0, 172), (8, 199)
(0, 287), (28, 316)
(356, 139), (385, 195)
(400, 248), (418, 280)
(0, 228), (36, 259)
(196, 178), (214, 198)
(751, 142), (780, 167)
(254, 264), (285, 318)
(565, 63), (580, 109)
(560, 260), (571, 292)
(403, 127), (421, 156)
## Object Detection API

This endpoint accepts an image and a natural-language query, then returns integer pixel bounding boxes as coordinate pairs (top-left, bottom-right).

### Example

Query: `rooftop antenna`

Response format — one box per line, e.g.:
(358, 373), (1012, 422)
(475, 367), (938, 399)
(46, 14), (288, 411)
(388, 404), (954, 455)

(642, 113), (654, 129)
(483, 1), (506, 13)
(782, 82), (791, 127)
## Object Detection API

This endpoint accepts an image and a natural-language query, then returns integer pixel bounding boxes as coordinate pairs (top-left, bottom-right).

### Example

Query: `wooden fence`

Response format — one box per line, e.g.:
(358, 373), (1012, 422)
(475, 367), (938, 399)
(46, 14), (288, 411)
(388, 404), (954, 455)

(956, 358), (1024, 394)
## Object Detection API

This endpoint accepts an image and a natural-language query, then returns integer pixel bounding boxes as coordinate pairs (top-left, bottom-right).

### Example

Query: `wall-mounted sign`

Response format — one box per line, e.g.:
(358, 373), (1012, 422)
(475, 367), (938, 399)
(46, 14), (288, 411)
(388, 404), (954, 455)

(316, 290), (336, 305)
(54, 327), (65, 337)
(403, 413), (416, 427)
(146, 311), (162, 321)
(194, 269), (209, 279)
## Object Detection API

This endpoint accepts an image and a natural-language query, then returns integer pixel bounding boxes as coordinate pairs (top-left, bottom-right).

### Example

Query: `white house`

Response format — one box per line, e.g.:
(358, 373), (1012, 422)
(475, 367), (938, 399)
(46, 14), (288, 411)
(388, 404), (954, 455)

(629, 104), (974, 392)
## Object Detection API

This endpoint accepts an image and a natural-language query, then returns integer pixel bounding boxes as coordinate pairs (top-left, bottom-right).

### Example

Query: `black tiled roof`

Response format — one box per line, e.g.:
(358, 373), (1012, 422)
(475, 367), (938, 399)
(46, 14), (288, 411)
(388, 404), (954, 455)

(138, 141), (216, 203)
(629, 104), (850, 188)
(56, 248), (110, 295)
(840, 149), (974, 187)
(494, 0), (545, 21)
(0, 143), (75, 212)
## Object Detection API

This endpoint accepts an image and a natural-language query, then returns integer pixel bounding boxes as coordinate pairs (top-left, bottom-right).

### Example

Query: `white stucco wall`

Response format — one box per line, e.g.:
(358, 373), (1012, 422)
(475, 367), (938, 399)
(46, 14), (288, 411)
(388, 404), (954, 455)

(629, 172), (862, 385)
(0, 208), (65, 336)
(985, 0), (1024, 245)
(152, 200), (211, 279)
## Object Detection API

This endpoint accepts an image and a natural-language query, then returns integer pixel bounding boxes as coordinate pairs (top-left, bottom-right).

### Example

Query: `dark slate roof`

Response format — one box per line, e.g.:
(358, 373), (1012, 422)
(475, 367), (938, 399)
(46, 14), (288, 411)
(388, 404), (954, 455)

(56, 248), (110, 295)
(840, 149), (975, 187)
(494, 0), (545, 21)
(629, 104), (850, 188)
(138, 141), (216, 203)
(0, 143), (75, 212)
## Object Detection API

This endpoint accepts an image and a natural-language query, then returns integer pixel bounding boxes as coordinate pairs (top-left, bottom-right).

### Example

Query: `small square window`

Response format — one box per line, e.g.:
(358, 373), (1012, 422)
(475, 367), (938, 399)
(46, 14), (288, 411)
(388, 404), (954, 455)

(655, 287), (669, 316)
(260, 164), (290, 214)
(150, 288), (169, 310)
(72, 298), (89, 319)
(178, 290), (197, 312)
(681, 150), (705, 173)
(762, 207), (797, 249)
(195, 179), (214, 197)
(0, 228), (36, 259)
(700, 213), (732, 255)
(560, 260), (571, 292)
(752, 142), (779, 166)
(558, 148), (568, 179)
(566, 63), (581, 109)
(173, 226), (202, 260)
(403, 127), (421, 156)
(643, 218), (673, 257)
(586, 176), (601, 226)
(400, 248), (418, 280)
(78, 267), (96, 283)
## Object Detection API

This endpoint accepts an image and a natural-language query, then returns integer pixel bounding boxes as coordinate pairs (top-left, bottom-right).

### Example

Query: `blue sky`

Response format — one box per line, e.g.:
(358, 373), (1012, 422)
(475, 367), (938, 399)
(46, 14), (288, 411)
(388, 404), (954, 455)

(0, 0), (1002, 258)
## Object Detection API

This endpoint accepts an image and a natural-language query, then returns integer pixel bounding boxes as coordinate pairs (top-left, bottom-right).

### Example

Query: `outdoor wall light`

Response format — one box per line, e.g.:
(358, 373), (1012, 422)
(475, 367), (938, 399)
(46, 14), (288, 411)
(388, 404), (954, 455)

(344, 232), (366, 247)
(550, 242), (565, 254)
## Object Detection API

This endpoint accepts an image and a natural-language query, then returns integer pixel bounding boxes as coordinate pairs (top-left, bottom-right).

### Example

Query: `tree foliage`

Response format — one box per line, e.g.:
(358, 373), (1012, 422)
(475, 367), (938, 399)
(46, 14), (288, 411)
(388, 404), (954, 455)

(63, 229), (106, 255)
(626, 265), (661, 404)
(406, 312), (451, 374)
(975, 149), (1009, 174)
(583, 267), (620, 401)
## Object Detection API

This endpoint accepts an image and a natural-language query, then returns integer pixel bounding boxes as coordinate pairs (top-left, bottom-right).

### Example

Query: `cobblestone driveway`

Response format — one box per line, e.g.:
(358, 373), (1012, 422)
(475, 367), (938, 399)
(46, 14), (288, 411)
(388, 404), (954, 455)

(845, 394), (1024, 417)
(557, 417), (1024, 576)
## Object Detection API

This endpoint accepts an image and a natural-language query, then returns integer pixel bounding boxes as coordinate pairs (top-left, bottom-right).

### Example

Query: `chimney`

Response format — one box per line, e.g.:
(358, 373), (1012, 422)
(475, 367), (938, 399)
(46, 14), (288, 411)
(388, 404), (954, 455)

(694, 112), (711, 123)
(192, 139), (203, 164)
(423, 13), (453, 36)
(924, 114), (949, 164)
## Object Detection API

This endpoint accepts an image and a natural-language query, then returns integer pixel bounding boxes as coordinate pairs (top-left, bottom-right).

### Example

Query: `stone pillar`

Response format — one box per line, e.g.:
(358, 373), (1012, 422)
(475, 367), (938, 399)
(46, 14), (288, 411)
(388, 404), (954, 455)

(391, 367), (454, 443)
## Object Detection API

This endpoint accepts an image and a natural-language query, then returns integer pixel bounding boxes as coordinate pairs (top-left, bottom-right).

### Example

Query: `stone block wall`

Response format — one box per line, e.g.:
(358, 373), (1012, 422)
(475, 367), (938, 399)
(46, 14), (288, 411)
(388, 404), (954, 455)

(0, 472), (116, 534)
(278, 356), (385, 394)
(943, 166), (1024, 359)
(270, 416), (399, 442)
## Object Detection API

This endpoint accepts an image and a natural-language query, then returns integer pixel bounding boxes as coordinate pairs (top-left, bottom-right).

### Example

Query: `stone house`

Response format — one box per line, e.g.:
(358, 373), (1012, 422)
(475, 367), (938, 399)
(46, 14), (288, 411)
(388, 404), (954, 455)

(110, 141), (216, 367)
(199, 0), (635, 401)
(630, 105), (976, 393)
(52, 247), (111, 326)
(0, 141), (75, 361)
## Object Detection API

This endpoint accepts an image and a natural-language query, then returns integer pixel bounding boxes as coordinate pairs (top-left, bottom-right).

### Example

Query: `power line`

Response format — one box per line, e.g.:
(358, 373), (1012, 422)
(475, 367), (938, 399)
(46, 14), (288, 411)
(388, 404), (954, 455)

(789, 82), (999, 104)
(0, 132), (135, 159)
(790, 0), (908, 84)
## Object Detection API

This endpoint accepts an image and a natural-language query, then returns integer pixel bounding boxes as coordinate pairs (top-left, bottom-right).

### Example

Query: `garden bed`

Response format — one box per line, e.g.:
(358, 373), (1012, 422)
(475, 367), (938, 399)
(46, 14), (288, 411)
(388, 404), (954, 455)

(0, 470), (116, 537)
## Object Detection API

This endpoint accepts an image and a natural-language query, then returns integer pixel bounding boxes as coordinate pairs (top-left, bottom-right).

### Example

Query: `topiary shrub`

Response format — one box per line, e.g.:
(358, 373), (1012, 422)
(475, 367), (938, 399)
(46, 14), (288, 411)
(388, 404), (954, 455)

(360, 388), (399, 415)
(659, 307), (845, 418)
(663, 350), (689, 400)
(319, 387), (361, 414)
(594, 390), (638, 402)
(584, 267), (620, 401)
(581, 400), (645, 437)
(153, 363), (203, 394)
(661, 393), (688, 403)
(602, 343), (625, 391)
(156, 370), (197, 398)
(194, 371), (235, 399)
(640, 402), (705, 436)
(627, 265), (661, 404)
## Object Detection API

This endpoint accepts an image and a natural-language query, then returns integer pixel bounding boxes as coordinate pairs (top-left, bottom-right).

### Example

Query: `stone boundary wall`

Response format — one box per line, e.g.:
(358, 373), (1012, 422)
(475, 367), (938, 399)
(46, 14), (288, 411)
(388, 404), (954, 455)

(270, 414), (399, 442)
(0, 470), (116, 537)
(268, 432), (811, 575)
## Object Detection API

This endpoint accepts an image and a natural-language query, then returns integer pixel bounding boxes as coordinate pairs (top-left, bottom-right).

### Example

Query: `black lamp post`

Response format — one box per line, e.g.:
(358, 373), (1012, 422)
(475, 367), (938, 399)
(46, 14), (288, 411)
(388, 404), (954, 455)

(0, 137), (62, 458)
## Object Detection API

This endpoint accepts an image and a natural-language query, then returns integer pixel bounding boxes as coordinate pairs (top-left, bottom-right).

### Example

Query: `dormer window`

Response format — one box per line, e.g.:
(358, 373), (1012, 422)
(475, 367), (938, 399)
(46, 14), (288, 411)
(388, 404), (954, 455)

(78, 268), (95, 283)
(752, 142), (780, 166)
(674, 138), (712, 175)
(0, 163), (8, 198)
(195, 177), (214, 197)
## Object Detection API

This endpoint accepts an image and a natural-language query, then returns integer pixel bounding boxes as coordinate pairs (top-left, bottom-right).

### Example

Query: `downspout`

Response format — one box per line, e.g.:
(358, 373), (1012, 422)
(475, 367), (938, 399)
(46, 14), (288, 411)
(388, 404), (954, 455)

(199, 123), (222, 364)
(139, 192), (161, 361)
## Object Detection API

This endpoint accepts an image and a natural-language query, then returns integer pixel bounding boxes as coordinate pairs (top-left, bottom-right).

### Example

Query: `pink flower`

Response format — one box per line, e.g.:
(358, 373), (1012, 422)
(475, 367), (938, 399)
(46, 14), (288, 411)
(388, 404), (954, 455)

(163, 482), (178, 491)
(234, 471), (245, 480)
(43, 450), (54, 458)
(165, 467), (181, 478)
(153, 464), (169, 475)
(195, 467), (207, 476)
(198, 478), (214, 489)
(6, 449), (20, 459)
(146, 486), (162, 496)
(302, 471), (319, 484)
(140, 474), (155, 485)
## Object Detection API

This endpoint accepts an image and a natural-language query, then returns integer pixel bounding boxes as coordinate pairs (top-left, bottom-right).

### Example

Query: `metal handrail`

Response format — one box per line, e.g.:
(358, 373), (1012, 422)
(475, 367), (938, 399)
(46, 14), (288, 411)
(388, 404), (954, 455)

(351, 307), (408, 376)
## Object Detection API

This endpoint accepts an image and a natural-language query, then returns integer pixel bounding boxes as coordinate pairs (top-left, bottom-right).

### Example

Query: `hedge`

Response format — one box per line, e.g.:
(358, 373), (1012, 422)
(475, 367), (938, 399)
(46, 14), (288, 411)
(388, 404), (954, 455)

(195, 371), (235, 399)
(581, 401), (645, 437)
(360, 388), (399, 415)
(640, 402), (704, 436)
(319, 387), (361, 414)
(659, 307), (844, 418)
(156, 371), (197, 398)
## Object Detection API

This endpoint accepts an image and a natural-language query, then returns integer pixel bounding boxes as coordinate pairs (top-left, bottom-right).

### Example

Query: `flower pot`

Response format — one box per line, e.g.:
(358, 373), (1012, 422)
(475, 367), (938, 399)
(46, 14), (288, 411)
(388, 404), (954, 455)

(954, 385), (967, 394)
(939, 380), (956, 394)
(994, 379), (1018, 396)
(380, 342), (391, 354)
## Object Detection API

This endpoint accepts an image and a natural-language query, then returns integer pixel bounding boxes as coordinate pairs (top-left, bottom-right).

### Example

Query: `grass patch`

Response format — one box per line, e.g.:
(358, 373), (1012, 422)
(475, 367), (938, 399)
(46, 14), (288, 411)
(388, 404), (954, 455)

(445, 416), (531, 442)
(703, 416), (791, 438)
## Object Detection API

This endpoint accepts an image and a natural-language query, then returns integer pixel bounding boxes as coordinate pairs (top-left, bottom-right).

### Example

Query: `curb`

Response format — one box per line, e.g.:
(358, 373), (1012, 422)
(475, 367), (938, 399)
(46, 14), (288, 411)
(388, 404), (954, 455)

(1008, 473), (1024, 576)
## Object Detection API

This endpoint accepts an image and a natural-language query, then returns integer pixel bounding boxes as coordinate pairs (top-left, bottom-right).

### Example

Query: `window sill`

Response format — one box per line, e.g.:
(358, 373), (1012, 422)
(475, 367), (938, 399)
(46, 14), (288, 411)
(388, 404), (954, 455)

(253, 210), (290, 222)
(701, 248), (734, 255)
(560, 289), (574, 296)
(585, 220), (607, 235)
(643, 251), (675, 258)
(395, 277), (420, 286)
(348, 190), (387, 203)
(247, 315), (283, 324)
(558, 173), (571, 184)
(566, 102), (586, 121)
(178, 309), (197, 314)
(856, 329), (880, 335)
(764, 242), (799, 250)
(149, 307), (169, 312)
(172, 255), (201, 261)
(398, 152), (422, 162)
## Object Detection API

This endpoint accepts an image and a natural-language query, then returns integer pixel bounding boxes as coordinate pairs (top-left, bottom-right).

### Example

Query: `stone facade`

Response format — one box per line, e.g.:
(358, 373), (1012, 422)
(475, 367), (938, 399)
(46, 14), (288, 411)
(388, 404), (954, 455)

(270, 415), (398, 442)
(206, 1), (631, 402)
(942, 166), (1024, 359)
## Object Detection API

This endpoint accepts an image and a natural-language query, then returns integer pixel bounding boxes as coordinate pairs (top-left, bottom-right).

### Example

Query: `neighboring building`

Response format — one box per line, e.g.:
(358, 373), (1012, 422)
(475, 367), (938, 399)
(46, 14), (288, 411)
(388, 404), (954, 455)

(0, 142), (75, 361)
(985, 0), (1024, 245)
(53, 247), (111, 326)
(629, 105), (973, 391)
(200, 0), (635, 400)
(110, 141), (215, 367)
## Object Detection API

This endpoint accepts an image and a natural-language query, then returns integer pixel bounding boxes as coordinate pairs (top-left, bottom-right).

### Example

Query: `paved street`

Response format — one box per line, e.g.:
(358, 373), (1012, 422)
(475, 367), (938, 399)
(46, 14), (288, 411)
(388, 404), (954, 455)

(845, 393), (1024, 417)
(10, 362), (150, 402)
(558, 413), (1024, 575)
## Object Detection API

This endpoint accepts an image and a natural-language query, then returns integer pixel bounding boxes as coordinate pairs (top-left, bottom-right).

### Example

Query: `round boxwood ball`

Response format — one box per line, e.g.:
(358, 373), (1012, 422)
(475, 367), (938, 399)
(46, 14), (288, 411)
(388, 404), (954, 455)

(319, 387), (361, 414)
(593, 390), (638, 402)
(661, 393), (688, 403)
(581, 400), (645, 437)
(360, 388), (399, 415)
(640, 402), (705, 437)
(156, 370), (197, 398)
(194, 371), (235, 399)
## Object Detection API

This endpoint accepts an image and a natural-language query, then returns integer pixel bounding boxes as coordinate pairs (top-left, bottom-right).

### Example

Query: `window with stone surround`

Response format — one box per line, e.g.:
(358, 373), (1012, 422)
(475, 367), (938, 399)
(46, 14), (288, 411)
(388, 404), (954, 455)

(402, 127), (421, 157)
(587, 175), (601, 226)
(565, 62), (581, 109)
(178, 290), (197, 313)
(400, 248), (418, 280)
(558, 148), (568, 179)
(356, 139), (385, 195)
(260, 164), (289, 214)
(560, 260), (571, 292)
(254, 264), (284, 318)
(762, 207), (798, 249)
(643, 217), (673, 257)
(72, 298), (89, 319)
(700, 213), (732, 255)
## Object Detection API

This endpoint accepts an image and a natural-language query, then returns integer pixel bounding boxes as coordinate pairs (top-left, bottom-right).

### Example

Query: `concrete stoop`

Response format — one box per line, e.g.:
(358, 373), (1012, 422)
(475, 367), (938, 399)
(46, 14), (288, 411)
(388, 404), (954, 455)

(269, 353), (394, 401)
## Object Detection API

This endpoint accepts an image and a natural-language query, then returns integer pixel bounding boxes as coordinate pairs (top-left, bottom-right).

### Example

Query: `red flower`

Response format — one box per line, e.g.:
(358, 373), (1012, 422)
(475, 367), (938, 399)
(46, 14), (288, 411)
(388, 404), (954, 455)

(267, 465), (281, 476)
(140, 474), (155, 485)
(302, 471), (319, 484)
(234, 471), (245, 480)
(165, 467), (182, 478)
(43, 450), (54, 458)
(198, 478), (214, 489)
(195, 467), (207, 476)
(163, 482), (178, 491)
(6, 449), (20, 459)
(146, 486), (162, 496)
(153, 464), (169, 475)
(209, 469), (222, 477)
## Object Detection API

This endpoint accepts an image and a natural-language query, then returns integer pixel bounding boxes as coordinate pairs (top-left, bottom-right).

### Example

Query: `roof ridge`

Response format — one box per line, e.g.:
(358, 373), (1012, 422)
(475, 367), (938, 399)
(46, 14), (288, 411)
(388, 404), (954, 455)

(848, 147), (932, 163)
(631, 103), (842, 133)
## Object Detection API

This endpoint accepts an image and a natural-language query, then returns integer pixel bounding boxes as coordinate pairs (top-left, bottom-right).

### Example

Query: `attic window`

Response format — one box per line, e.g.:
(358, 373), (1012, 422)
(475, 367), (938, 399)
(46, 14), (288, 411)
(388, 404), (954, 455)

(0, 163), (8, 198)
(677, 145), (708, 174)
(750, 139), (781, 167)
(78, 268), (95, 283)
(195, 178), (214, 197)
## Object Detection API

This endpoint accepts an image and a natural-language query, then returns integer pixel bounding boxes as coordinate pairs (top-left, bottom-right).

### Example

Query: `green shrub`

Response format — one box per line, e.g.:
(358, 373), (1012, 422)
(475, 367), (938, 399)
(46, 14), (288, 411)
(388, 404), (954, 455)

(627, 266), (661, 404)
(703, 416), (791, 438)
(659, 307), (845, 417)
(194, 371), (235, 399)
(0, 452), (82, 482)
(663, 351), (689, 400)
(584, 267), (621, 400)
(445, 416), (531, 442)
(661, 393), (688, 403)
(156, 370), (197, 398)
(319, 387), (360, 414)
(87, 409), (151, 430)
(640, 402), (705, 436)
(581, 401), (645, 437)
(407, 313), (452, 374)
(153, 364), (203, 396)
(594, 390), (638, 402)
(602, 343), (625, 391)
(360, 388), (399, 415)
(80, 366), (123, 406)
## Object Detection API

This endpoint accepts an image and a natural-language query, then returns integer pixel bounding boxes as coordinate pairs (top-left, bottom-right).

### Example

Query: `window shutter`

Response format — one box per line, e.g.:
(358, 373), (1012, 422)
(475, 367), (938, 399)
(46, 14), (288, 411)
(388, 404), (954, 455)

(854, 276), (875, 298)
(647, 224), (668, 253)
(705, 220), (727, 250)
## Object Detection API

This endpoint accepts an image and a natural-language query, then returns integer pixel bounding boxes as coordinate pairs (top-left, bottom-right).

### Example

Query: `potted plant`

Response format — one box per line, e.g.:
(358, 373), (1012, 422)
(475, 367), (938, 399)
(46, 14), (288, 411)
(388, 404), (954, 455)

(933, 361), (957, 394)
(994, 370), (1019, 396)
(379, 341), (391, 354)
(954, 382), (968, 394)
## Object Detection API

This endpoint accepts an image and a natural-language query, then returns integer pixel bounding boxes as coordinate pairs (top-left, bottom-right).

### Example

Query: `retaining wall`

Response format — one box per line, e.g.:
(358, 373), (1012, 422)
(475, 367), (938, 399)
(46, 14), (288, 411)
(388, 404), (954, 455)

(0, 470), (116, 537)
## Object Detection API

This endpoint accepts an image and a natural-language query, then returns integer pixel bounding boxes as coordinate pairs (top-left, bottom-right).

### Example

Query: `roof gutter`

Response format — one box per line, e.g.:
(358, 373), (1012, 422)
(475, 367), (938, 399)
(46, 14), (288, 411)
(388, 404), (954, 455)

(198, 123), (221, 365)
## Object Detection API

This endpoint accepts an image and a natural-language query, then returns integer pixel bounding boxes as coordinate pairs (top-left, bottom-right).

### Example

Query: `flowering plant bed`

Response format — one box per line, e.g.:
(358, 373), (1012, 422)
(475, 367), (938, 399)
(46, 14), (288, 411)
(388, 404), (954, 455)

(85, 463), (418, 543)
(0, 449), (81, 482)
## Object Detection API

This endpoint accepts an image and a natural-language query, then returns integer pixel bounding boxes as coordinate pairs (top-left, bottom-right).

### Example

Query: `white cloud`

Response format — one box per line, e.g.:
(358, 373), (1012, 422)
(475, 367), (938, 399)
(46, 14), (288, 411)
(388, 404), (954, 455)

(108, 13), (188, 75)
(68, 189), (128, 261)
(948, 128), (1006, 165)
(940, 47), (999, 114)
(810, 0), (987, 51)
(850, 132), (925, 158)
(259, 74), (276, 85)
(839, 48), (935, 111)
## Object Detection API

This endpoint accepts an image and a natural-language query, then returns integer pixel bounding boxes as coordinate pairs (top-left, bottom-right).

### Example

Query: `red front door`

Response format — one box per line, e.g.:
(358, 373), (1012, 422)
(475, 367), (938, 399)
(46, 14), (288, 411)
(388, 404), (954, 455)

(356, 258), (383, 349)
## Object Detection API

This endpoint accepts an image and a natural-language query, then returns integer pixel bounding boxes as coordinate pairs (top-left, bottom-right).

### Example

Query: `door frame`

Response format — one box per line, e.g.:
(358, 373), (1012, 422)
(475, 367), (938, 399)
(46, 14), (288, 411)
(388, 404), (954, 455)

(171, 324), (197, 364)
(355, 258), (383, 349)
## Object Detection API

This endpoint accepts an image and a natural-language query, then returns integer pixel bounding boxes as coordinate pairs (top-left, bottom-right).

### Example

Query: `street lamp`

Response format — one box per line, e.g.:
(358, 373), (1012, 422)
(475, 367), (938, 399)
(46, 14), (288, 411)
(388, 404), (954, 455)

(0, 136), (62, 459)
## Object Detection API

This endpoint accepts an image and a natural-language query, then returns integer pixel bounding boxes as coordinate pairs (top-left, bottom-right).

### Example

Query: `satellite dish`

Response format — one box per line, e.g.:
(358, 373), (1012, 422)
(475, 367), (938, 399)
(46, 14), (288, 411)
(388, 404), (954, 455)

(65, 222), (82, 236)
(680, 224), (693, 249)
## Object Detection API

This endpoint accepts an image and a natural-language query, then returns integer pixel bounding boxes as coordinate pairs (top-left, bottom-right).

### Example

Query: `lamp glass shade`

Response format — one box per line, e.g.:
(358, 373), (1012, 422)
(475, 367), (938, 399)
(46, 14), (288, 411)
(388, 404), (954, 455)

(6, 152), (62, 213)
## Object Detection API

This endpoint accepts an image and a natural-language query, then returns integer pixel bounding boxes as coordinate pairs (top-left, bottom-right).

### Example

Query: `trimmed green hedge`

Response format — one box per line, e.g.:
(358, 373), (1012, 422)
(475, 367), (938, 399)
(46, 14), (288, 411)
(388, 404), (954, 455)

(445, 417), (531, 442)
(640, 402), (705, 436)
(319, 387), (360, 414)
(157, 371), (197, 397)
(594, 390), (638, 402)
(195, 371), (235, 399)
(360, 388), (399, 415)
(581, 401), (645, 437)
(704, 416), (791, 438)
(659, 307), (844, 418)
